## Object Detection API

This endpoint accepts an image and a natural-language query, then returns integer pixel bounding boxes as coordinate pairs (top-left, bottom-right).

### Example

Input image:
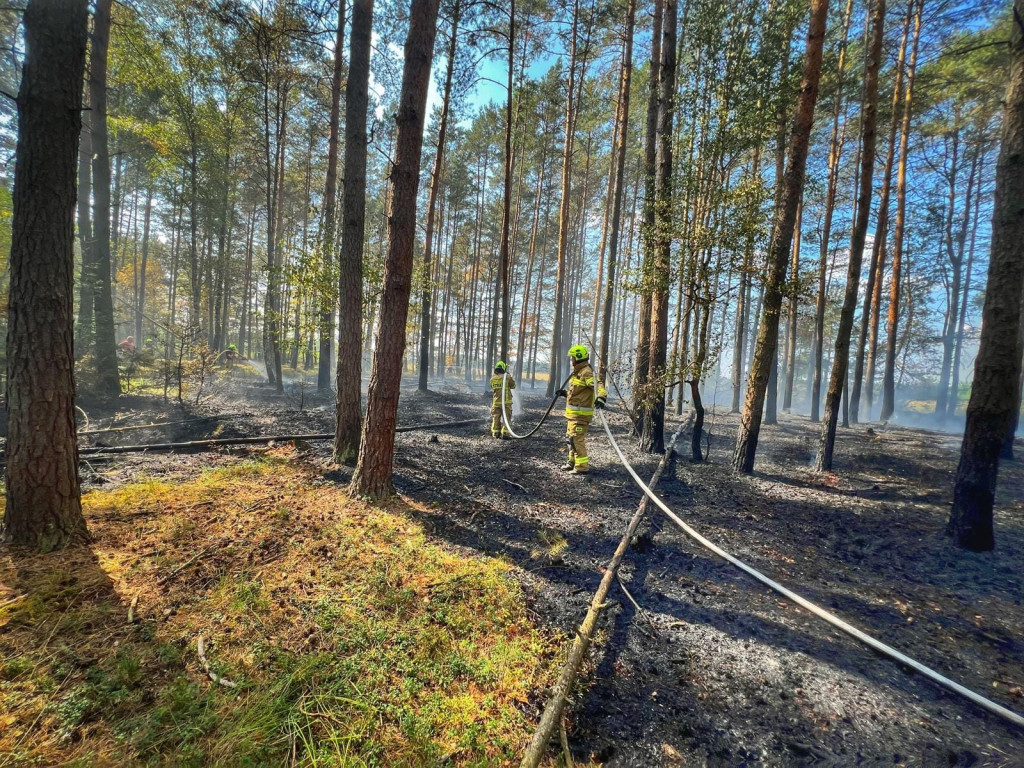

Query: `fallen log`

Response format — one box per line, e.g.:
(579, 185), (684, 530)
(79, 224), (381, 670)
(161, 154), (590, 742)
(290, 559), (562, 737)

(519, 419), (686, 768)
(71, 418), (487, 456)
(80, 414), (240, 437)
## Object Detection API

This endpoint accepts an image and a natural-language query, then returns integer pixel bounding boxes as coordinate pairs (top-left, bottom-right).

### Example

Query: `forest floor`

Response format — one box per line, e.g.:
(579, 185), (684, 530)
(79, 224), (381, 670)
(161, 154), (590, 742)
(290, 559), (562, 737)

(3, 364), (1024, 766)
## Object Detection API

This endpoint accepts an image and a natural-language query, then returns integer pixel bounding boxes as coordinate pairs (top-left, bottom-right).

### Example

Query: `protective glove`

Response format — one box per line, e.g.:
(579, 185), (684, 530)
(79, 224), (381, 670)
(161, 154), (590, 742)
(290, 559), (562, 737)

(595, 397), (606, 410)
(556, 389), (568, 398)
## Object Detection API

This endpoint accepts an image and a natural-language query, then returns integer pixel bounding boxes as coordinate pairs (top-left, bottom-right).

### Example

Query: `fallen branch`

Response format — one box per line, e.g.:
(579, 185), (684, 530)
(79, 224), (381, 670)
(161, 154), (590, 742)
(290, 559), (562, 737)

(157, 541), (223, 585)
(559, 720), (575, 768)
(503, 478), (527, 493)
(67, 418), (486, 457)
(197, 635), (238, 689)
(80, 414), (240, 437)
(519, 420), (686, 768)
(127, 595), (138, 623)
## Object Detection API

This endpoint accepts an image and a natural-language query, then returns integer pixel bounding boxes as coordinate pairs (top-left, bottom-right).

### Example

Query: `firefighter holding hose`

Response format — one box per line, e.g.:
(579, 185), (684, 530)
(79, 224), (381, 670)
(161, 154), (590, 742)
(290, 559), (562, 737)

(555, 345), (607, 475)
(489, 361), (515, 439)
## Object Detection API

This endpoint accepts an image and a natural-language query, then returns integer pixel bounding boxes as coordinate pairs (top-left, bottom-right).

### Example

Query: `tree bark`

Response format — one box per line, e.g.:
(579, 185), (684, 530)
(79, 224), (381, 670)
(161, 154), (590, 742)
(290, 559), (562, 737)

(815, 0), (886, 472)
(733, 0), (830, 473)
(334, 0), (373, 463)
(3, 0), (89, 551)
(318, 0), (346, 390)
(349, 0), (440, 499)
(89, 0), (119, 397)
(632, 0), (664, 416)
(640, 0), (677, 454)
(947, 0), (1024, 552)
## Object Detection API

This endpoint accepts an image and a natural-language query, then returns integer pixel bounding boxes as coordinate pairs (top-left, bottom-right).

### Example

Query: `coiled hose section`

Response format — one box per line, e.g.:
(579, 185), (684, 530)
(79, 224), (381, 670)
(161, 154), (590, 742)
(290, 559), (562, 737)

(498, 372), (571, 440)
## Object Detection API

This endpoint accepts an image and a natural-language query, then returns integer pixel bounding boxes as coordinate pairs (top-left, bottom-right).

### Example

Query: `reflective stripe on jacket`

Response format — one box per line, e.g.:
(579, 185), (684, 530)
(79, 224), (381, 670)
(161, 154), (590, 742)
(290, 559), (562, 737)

(565, 362), (599, 417)
(490, 374), (515, 406)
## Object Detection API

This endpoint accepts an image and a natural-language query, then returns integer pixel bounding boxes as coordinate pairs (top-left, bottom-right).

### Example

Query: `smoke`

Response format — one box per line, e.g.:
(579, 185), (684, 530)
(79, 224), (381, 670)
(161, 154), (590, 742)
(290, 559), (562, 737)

(512, 387), (524, 418)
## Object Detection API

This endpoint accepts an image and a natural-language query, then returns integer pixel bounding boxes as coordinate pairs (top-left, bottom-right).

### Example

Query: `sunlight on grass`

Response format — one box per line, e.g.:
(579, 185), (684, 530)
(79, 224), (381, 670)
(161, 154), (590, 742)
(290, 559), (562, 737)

(0, 452), (558, 766)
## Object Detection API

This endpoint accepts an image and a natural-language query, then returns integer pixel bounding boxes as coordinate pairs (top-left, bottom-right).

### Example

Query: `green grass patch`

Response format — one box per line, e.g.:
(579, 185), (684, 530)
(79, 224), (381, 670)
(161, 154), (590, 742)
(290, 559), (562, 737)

(0, 452), (558, 766)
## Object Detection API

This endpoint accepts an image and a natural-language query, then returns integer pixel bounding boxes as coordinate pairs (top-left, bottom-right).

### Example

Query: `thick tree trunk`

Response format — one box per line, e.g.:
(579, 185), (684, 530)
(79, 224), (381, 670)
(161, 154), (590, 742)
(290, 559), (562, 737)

(3, 0), (89, 551)
(318, 0), (346, 391)
(689, 380), (704, 462)
(632, 0), (664, 419)
(640, 0), (676, 455)
(733, 0), (830, 473)
(948, 0), (1024, 551)
(89, 0), (119, 397)
(334, 0), (374, 463)
(349, 0), (440, 499)
(417, 0), (459, 390)
(815, 0), (886, 472)
(881, 0), (922, 421)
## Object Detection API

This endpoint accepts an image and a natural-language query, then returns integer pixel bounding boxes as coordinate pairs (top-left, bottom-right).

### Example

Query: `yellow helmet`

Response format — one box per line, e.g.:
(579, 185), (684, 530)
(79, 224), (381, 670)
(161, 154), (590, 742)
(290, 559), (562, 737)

(494, 361), (507, 373)
(568, 344), (589, 362)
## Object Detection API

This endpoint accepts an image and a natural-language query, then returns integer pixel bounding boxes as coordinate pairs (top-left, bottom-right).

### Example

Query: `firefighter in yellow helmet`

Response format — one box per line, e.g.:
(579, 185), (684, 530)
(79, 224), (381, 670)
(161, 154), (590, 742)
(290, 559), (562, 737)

(489, 361), (515, 439)
(555, 345), (608, 474)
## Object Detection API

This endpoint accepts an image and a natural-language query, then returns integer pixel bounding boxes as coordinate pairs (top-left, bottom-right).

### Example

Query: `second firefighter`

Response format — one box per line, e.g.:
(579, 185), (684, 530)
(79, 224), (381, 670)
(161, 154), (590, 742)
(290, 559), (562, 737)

(489, 361), (515, 439)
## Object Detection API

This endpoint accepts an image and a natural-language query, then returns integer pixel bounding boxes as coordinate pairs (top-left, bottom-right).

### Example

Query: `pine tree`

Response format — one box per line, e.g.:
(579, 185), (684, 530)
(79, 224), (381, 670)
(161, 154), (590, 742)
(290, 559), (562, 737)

(3, 0), (90, 551)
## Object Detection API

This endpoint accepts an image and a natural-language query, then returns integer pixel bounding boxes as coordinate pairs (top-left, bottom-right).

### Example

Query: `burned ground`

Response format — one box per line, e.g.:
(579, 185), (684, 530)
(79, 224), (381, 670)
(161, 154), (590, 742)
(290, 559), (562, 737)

(46, 372), (1024, 766)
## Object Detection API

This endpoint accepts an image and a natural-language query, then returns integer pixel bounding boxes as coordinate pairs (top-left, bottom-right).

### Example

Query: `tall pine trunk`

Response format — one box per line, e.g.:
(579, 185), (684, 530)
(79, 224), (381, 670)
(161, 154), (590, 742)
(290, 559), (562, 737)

(599, 0), (636, 383)
(349, 0), (440, 499)
(782, 200), (802, 411)
(880, 0), (922, 421)
(318, 0), (346, 390)
(632, 0), (664, 418)
(811, 0), (854, 423)
(417, 0), (459, 390)
(815, 0), (886, 472)
(334, 0), (374, 463)
(853, 0), (912, 421)
(90, 0), (119, 397)
(640, 0), (676, 454)
(948, 0), (1024, 551)
(548, 0), (581, 397)
(75, 101), (93, 358)
(498, 0), (516, 364)
(733, 0), (830, 473)
(3, 0), (89, 550)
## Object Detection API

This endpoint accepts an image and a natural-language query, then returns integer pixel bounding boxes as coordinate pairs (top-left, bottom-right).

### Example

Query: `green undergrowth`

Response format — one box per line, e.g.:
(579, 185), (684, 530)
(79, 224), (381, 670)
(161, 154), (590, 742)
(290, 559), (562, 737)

(0, 453), (558, 767)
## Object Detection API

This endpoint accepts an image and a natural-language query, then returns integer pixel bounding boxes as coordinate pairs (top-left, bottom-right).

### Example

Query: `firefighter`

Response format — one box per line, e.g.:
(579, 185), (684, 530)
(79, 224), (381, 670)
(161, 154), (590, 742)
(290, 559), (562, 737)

(489, 361), (516, 439)
(555, 344), (607, 474)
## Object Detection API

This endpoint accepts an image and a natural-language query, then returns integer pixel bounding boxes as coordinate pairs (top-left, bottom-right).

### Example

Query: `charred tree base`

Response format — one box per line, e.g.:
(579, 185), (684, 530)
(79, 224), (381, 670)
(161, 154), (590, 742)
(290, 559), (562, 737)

(688, 380), (704, 463)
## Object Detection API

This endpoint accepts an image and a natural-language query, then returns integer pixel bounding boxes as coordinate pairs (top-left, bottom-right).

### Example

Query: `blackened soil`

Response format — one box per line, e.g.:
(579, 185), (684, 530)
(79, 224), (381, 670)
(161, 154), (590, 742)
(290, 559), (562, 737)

(71, 373), (1024, 767)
